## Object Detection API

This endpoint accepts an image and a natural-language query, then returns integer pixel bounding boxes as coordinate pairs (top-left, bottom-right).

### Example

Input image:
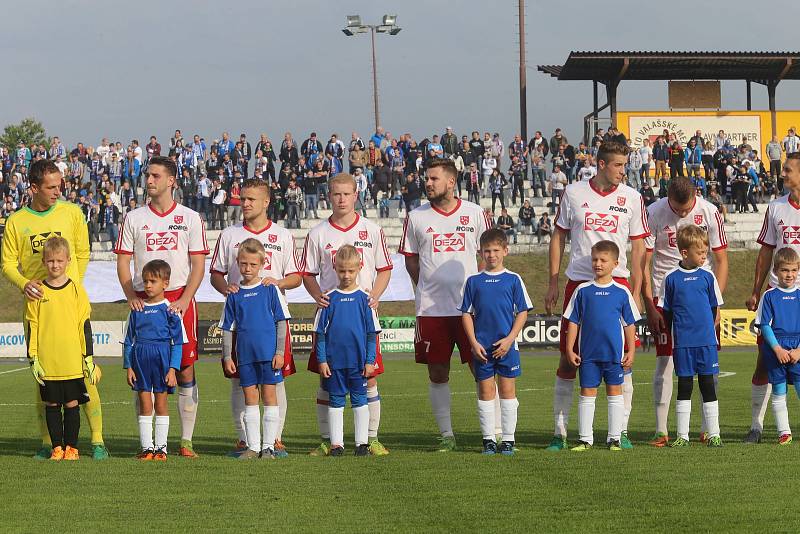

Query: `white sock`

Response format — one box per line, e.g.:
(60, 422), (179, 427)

(138, 414), (154, 451)
(154, 415), (169, 452)
(354, 405), (369, 446)
(578, 395), (596, 445)
(676, 399), (692, 440)
(367, 385), (380, 439)
(244, 404), (261, 452)
(700, 375), (718, 434)
(329, 406), (345, 448)
(702, 400), (720, 439)
(316, 387), (330, 440)
(429, 382), (453, 438)
(276, 381), (287, 441)
(230, 379), (246, 443)
(772, 393), (791, 437)
(494, 384), (502, 436)
(262, 405), (279, 451)
(554, 376), (574, 438)
(477, 399), (495, 440)
(653, 357), (673, 435)
(750, 383), (771, 432)
(622, 373), (633, 433)
(500, 398), (519, 442)
(178, 383), (199, 442)
(607, 394), (624, 443)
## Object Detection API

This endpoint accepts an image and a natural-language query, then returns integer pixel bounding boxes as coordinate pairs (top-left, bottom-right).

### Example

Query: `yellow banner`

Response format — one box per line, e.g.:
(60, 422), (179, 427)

(719, 309), (758, 347)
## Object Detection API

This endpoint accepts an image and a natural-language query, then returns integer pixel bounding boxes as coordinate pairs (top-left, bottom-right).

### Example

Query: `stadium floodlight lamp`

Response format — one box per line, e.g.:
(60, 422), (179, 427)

(346, 15), (362, 28)
(376, 25), (390, 33)
(382, 15), (397, 26)
(389, 27), (401, 35)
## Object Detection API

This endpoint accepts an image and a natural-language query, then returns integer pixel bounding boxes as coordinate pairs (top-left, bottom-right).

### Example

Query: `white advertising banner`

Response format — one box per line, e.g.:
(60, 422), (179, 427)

(627, 114), (762, 150)
(0, 321), (124, 358)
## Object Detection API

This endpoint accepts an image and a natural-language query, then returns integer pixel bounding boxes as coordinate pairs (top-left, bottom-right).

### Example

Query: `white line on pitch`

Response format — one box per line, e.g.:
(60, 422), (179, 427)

(0, 367), (27, 376)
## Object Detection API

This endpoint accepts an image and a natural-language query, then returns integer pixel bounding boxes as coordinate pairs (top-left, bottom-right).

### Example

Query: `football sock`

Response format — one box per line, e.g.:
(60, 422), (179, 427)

(367, 385), (381, 439)
(772, 392), (791, 436)
(577, 395), (596, 445)
(429, 382), (454, 438)
(244, 405), (261, 453)
(316, 387), (330, 440)
(699, 375), (719, 434)
(554, 376), (574, 438)
(354, 405), (369, 446)
(276, 381), (288, 441)
(477, 399), (495, 441)
(653, 356), (673, 435)
(154, 415), (169, 452)
(82, 379), (104, 445)
(500, 397), (519, 442)
(493, 384), (502, 436)
(45, 405), (64, 448)
(63, 406), (80, 448)
(622, 373), (633, 432)
(262, 406), (279, 451)
(676, 399), (692, 440)
(750, 382), (771, 432)
(702, 400), (720, 439)
(138, 414), (154, 451)
(329, 406), (345, 448)
(230, 379), (247, 443)
(178, 381), (198, 442)
(607, 394), (623, 443)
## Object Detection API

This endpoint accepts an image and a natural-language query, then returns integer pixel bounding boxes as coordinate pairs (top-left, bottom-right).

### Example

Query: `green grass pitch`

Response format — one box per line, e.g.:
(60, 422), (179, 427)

(0, 348), (795, 532)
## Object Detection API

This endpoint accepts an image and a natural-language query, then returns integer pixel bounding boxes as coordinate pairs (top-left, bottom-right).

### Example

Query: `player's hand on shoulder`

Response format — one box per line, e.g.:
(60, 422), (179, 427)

(261, 277), (280, 289)
(314, 291), (330, 308)
(23, 279), (44, 301)
(128, 296), (144, 312)
(226, 284), (240, 295)
(165, 368), (177, 387)
(127, 367), (137, 388)
(319, 362), (332, 378)
(363, 363), (376, 377)
(169, 298), (188, 316)
(367, 295), (380, 310)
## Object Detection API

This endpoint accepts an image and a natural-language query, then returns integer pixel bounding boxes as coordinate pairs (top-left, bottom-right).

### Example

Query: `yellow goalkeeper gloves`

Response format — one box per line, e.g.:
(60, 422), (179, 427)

(84, 356), (102, 385)
(29, 356), (45, 386)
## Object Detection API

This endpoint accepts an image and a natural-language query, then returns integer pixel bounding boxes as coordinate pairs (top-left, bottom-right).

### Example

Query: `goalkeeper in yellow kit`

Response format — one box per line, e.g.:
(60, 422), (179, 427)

(1, 159), (108, 459)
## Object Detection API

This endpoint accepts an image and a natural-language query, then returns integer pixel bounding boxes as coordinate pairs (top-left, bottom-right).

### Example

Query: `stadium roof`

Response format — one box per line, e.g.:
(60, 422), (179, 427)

(537, 51), (800, 83)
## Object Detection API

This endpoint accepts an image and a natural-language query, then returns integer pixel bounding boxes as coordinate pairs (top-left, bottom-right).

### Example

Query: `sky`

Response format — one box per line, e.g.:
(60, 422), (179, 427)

(3, 0), (800, 148)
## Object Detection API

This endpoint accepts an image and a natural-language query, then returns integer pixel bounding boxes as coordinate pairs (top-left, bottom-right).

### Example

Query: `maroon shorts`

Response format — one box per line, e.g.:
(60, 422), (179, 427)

(307, 332), (385, 377)
(414, 316), (471, 365)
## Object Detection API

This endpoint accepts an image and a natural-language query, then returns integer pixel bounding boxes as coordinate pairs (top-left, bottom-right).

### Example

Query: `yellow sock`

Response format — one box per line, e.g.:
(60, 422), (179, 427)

(83, 379), (104, 445)
(35, 382), (51, 447)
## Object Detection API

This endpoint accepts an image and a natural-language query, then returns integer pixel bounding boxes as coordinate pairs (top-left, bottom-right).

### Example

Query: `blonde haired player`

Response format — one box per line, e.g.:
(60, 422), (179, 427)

(1, 159), (108, 460)
(300, 173), (393, 456)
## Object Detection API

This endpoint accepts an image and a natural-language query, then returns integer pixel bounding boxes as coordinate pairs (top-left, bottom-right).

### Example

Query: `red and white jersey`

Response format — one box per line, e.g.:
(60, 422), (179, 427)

(555, 179), (650, 281)
(644, 196), (727, 296)
(115, 202), (209, 291)
(300, 214), (392, 293)
(757, 194), (800, 287)
(209, 221), (301, 286)
(399, 199), (491, 316)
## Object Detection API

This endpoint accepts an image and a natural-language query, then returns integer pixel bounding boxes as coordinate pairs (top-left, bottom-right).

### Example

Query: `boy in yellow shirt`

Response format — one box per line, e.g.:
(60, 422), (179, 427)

(26, 237), (99, 460)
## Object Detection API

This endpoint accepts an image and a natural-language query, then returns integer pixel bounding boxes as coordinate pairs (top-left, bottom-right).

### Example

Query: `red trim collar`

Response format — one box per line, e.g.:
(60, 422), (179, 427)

(789, 196), (800, 210)
(430, 198), (462, 217)
(244, 220), (273, 234)
(329, 213), (360, 232)
(148, 201), (178, 218)
(588, 178), (618, 197)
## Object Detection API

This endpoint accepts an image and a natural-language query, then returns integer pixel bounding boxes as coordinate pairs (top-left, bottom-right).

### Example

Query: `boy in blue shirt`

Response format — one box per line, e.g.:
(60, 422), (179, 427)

(461, 229), (533, 455)
(313, 245), (381, 457)
(564, 241), (640, 451)
(123, 259), (185, 460)
(220, 238), (290, 459)
(659, 225), (724, 448)
(755, 247), (800, 445)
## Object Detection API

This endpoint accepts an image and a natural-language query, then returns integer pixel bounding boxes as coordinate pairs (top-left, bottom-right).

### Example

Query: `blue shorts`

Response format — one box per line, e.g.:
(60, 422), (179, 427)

(474, 350), (521, 381)
(322, 367), (367, 398)
(238, 361), (284, 387)
(131, 343), (174, 394)
(762, 337), (800, 385)
(579, 360), (624, 388)
(673, 346), (719, 377)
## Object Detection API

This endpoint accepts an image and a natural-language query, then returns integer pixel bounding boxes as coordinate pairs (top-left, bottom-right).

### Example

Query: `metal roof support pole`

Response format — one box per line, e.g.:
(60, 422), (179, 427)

(746, 79), (752, 111)
(768, 81), (778, 138)
(606, 80), (619, 128)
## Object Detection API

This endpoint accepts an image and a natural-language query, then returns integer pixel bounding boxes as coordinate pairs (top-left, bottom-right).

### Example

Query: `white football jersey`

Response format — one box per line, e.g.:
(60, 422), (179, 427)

(757, 194), (800, 287)
(644, 196), (727, 296)
(399, 199), (491, 316)
(555, 179), (650, 281)
(210, 221), (301, 286)
(115, 202), (209, 291)
(300, 214), (392, 293)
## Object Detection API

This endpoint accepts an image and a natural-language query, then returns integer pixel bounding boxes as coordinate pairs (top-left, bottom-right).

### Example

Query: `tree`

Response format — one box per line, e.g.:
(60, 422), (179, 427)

(0, 117), (48, 150)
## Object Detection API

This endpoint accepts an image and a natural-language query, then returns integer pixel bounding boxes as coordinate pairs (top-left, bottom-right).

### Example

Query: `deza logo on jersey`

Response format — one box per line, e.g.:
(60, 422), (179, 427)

(146, 231), (179, 251)
(432, 232), (466, 252)
(29, 231), (62, 253)
(781, 225), (800, 245)
(583, 212), (619, 233)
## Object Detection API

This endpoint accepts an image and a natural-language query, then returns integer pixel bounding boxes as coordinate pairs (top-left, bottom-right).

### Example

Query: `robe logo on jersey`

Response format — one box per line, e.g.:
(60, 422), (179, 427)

(359, 230), (368, 240)
(460, 215), (470, 225)
(174, 215), (183, 224)
(432, 232), (466, 252)
(781, 225), (800, 245)
(616, 196), (626, 207)
(145, 231), (179, 251)
(583, 212), (619, 233)
(268, 234), (277, 243)
(29, 231), (62, 254)
(694, 214), (704, 225)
